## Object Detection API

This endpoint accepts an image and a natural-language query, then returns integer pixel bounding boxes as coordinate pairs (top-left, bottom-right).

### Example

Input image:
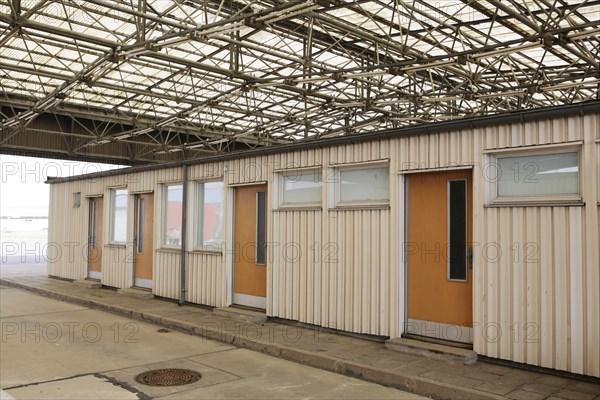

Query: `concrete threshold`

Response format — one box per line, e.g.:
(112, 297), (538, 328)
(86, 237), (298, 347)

(386, 338), (477, 365)
(73, 279), (102, 289)
(117, 287), (154, 299)
(214, 306), (267, 324)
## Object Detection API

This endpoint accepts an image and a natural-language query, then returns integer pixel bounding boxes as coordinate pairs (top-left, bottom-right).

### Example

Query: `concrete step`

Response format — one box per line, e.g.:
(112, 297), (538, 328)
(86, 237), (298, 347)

(385, 337), (477, 365)
(117, 287), (154, 300)
(73, 279), (102, 289)
(214, 306), (267, 324)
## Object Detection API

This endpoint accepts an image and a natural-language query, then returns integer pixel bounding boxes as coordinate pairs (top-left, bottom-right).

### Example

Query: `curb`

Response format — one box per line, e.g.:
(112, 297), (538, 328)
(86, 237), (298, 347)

(0, 278), (505, 400)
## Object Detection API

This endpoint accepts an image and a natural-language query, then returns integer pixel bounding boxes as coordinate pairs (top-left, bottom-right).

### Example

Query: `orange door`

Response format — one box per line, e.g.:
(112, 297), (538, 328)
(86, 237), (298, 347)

(233, 184), (267, 309)
(407, 170), (473, 343)
(134, 193), (154, 289)
(88, 197), (103, 279)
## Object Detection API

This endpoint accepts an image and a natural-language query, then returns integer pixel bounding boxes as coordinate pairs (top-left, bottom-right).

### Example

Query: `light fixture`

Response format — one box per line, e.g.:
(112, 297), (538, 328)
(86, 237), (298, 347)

(402, 59), (457, 73)
(201, 21), (245, 38)
(156, 116), (179, 127)
(186, 143), (205, 149)
(331, 101), (365, 107)
(73, 192), (81, 208)
(62, 81), (79, 92)
(120, 44), (158, 58)
(255, 1), (319, 24)
(541, 79), (600, 91)
(476, 89), (526, 99)
(206, 138), (229, 145)
(568, 27), (600, 40)
(20, 110), (35, 119)
(114, 133), (131, 140)
(155, 148), (183, 154)
(341, 70), (389, 79)
(36, 97), (60, 109)
(422, 95), (464, 103)
(473, 42), (540, 59)
(2, 118), (20, 127)
(134, 127), (154, 135)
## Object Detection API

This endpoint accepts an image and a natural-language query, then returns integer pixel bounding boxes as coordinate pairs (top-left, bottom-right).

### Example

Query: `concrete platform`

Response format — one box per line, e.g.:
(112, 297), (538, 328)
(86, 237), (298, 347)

(385, 337), (478, 365)
(214, 306), (267, 323)
(2, 275), (599, 400)
(117, 287), (154, 299)
(73, 279), (102, 289)
(1, 286), (422, 399)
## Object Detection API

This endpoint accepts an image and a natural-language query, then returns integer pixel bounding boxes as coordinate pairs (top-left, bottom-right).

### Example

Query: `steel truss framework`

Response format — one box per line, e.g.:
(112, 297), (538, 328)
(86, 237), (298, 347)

(0, 0), (599, 163)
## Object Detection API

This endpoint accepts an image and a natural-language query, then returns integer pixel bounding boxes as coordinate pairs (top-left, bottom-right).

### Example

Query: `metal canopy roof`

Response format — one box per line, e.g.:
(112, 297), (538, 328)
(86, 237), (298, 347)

(1, 0), (599, 164)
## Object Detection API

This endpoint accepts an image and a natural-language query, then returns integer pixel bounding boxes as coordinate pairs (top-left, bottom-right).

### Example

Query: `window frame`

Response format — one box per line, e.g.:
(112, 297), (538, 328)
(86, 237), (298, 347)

(597, 141), (600, 206)
(331, 162), (391, 209)
(485, 142), (583, 206)
(277, 168), (323, 210)
(193, 179), (225, 252)
(161, 183), (184, 249)
(109, 188), (128, 244)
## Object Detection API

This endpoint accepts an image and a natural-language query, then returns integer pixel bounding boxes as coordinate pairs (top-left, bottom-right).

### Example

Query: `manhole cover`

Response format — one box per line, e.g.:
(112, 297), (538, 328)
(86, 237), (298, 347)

(135, 369), (202, 386)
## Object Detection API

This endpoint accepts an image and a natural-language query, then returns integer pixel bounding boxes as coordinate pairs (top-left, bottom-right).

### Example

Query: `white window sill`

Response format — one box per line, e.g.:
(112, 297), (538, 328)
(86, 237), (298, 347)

(275, 206), (322, 211)
(190, 248), (223, 255)
(485, 200), (585, 208)
(158, 247), (181, 253)
(330, 204), (390, 211)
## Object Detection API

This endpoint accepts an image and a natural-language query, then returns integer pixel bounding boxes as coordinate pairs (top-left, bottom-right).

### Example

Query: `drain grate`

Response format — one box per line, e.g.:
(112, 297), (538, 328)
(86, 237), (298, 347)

(135, 369), (202, 387)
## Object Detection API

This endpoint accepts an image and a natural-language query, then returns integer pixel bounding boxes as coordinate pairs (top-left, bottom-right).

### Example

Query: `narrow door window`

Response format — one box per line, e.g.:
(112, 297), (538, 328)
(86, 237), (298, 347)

(448, 180), (467, 281)
(90, 199), (97, 249)
(137, 197), (145, 253)
(256, 191), (267, 264)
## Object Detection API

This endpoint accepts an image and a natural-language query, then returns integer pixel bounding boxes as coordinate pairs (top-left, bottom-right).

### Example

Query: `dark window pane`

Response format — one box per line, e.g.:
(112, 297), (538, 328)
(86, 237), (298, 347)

(137, 198), (144, 253)
(449, 180), (467, 281)
(256, 191), (267, 264)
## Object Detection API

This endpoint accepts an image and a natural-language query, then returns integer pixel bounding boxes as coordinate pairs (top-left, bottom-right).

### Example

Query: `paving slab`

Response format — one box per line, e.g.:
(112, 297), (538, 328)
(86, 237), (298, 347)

(4, 375), (137, 400)
(100, 357), (240, 399)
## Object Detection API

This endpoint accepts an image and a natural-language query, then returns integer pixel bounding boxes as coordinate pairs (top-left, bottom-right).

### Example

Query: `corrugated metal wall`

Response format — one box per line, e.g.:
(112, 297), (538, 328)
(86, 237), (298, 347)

(186, 253), (226, 306)
(471, 114), (600, 377)
(46, 113), (600, 377)
(154, 251), (180, 299)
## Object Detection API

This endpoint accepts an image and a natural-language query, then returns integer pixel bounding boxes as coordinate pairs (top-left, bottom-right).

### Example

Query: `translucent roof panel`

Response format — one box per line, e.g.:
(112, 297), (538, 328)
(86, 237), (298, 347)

(1, 0), (598, 160)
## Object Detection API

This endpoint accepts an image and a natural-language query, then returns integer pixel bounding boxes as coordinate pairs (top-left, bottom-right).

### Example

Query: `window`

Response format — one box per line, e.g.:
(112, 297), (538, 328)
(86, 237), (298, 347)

(73, 192), (81, 208)
(597, 142), (600, 205)
(448, 180), (467, 281)
(196, 181), (224, 249)
(163, 184), (183, 247)
(110, 189), (127, 243)
(256, 191), (267, 264)
(334, 165), (389, 206)
(494, 151), (580, 200)
(280, 169), (322, 207)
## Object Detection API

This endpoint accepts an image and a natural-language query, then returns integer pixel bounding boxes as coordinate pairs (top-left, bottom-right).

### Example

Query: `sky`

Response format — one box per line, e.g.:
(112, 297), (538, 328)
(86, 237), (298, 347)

(0, 154), (124, 218)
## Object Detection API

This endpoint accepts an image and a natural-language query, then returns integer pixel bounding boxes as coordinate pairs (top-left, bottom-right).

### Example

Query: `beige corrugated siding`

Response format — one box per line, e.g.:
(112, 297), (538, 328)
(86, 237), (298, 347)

(186, 253), (226, 306)
(46, 112), (600, 377)
(471, 114), (599, 377)
(153, 251), (180, 299)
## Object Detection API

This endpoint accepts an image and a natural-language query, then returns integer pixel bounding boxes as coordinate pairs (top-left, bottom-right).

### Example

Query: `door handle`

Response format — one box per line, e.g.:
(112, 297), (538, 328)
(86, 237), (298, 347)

(467, 246), (473, 269)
